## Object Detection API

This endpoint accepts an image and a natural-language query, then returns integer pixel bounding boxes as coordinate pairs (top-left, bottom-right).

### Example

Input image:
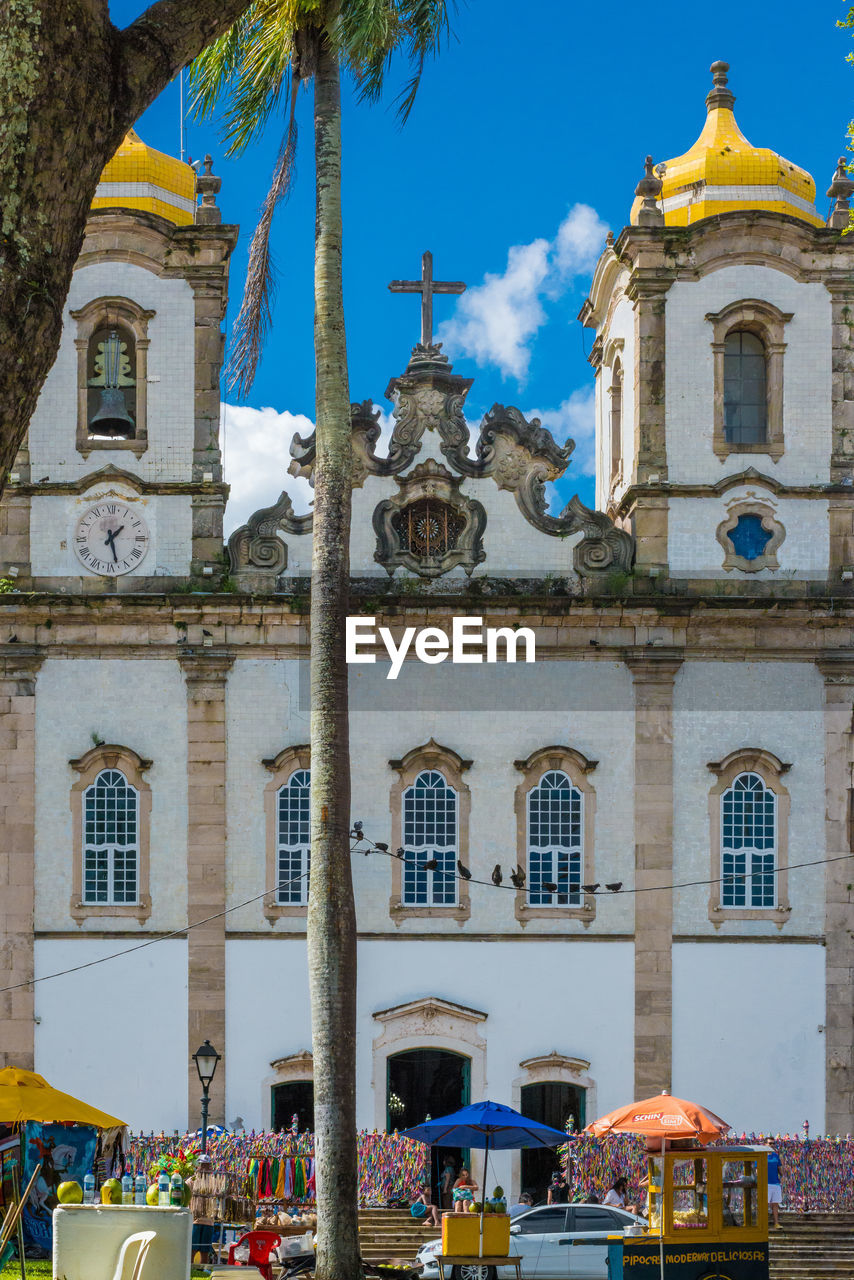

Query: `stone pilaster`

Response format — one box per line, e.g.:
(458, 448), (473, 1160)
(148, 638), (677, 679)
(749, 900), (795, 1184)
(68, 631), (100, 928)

(816, 653), (854, 1131)
(625, 649), (682, 1097)
(180, 652), (233, 1126)
(0, 651), (42, 1069)
(828, 281), (854, 486)
(626, 272), (671, 573)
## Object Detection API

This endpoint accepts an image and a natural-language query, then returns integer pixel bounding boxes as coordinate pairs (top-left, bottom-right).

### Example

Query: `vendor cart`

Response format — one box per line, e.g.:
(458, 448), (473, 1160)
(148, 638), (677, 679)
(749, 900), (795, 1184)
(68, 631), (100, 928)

(609, 1145), (769, 1280)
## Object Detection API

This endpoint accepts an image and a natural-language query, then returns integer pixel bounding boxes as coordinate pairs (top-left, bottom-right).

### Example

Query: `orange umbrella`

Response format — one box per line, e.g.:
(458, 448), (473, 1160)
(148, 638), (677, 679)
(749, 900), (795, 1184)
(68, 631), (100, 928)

(585, 1089), (729, 1145)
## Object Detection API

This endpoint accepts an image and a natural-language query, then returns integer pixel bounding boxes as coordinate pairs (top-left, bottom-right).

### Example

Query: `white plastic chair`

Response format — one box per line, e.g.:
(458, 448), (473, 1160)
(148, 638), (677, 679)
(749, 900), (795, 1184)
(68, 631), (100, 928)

(111, 1229), (157, 1280)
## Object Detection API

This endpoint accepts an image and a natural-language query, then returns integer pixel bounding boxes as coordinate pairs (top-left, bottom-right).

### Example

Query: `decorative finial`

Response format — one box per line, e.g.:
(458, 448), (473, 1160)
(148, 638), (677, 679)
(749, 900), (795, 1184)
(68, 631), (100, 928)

(606, 230), (615, 248)
(195, 154), (222, 225)
(706, 59), (735, 113)
(635, 155), (664, 227)
(827, 157), (854, 230)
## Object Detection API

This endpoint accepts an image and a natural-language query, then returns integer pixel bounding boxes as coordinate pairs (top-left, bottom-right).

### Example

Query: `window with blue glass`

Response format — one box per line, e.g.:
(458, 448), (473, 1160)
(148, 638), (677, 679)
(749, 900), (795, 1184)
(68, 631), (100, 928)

(402, 770), (458, 906)
(83, 769), (139, 904)
(277, 769), (311, 904)
(721, 772), (776, 908)
(724, 330), (767, 444)
(527, 770), (583, 907)
(728, 513), (773, 562)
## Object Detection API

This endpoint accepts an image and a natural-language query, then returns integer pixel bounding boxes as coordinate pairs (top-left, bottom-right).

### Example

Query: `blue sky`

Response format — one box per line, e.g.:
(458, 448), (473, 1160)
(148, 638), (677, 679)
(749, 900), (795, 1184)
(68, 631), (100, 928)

(111, 0), (854, 531)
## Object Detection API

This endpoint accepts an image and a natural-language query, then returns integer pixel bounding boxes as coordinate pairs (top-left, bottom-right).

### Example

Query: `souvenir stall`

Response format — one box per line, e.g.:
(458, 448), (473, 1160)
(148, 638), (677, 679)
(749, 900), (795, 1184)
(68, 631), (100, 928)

(0, 1068), (126, 1261)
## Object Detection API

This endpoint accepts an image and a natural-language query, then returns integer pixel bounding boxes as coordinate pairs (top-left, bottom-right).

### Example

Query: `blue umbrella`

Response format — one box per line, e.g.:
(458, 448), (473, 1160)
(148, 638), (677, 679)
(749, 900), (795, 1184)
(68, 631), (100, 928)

(401, 1101), (568, 1258)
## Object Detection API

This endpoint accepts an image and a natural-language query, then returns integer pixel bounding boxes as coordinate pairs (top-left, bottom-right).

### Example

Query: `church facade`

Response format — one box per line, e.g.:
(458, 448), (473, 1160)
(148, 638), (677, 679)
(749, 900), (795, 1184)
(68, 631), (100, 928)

(1, 63), (853, 1192)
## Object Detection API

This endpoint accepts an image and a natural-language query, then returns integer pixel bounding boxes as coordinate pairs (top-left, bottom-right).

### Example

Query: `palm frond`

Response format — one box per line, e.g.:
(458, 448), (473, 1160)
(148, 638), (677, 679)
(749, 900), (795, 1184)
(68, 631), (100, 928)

(225, 75), (300, 397)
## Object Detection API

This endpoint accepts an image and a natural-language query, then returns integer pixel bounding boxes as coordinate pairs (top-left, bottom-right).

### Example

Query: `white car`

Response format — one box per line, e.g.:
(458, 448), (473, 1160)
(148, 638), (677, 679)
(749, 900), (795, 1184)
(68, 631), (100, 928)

(416, 1203), (647, 1280)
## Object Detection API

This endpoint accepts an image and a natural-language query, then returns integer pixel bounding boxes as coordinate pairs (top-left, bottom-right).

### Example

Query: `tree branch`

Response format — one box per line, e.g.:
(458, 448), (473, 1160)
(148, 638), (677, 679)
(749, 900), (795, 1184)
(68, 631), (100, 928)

(114, 0), (254, 131)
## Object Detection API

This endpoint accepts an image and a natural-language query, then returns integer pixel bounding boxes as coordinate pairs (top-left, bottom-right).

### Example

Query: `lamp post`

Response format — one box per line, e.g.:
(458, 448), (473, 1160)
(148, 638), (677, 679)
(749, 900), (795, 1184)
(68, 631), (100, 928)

(192, 1039), (221, 1155)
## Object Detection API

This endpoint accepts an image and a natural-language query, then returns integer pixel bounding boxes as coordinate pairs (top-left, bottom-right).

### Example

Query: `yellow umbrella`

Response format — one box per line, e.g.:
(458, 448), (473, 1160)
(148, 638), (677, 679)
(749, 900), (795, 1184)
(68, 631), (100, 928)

(0, 1068), (126, 1128)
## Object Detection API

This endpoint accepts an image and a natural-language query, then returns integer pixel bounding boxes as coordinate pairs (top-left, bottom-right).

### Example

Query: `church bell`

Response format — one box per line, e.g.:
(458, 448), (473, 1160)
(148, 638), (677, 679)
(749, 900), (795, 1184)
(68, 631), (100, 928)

(88, 330), (135, 438)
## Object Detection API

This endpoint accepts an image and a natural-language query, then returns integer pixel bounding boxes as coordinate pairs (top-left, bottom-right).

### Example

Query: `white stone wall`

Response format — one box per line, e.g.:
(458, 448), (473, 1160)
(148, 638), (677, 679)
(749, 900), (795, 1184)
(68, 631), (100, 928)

(30, 486), (193, 578)
(224, 935), (636, 1193)
(672, 941), (826, 1133)
(34, 937), (189, 1132)
(672, 661), (826, 937)
(28, 261), (196, 483)
(34, 657), (188, 932)
(668, 488), (829, 578)
(223, 657), (637, 937)
(666, 265), (832, 486)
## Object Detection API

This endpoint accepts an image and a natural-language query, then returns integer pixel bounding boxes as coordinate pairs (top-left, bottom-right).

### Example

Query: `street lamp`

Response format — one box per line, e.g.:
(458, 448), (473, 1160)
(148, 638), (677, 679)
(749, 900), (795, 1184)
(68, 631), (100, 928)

(192, 1039), (221, 1154)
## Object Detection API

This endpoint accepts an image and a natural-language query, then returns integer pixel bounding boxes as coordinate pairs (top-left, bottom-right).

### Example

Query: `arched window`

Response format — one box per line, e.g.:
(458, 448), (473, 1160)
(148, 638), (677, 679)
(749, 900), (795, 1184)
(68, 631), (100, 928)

(720, 771), (776, 908)
(707, 300), (790, 460)
(707, 748), (791, 923)
(389, 741), (472, 921)
(82, 768), (139, 905)
(70, 744), (151, 921)
(609, 360), (623, 480)
(277, 769), (311, 905)
(723, 330), (767, 445)
(527, 771), (583, 907)
(402, 770), (458, 906)
(514, 747), (597, 922)
(87, 326), (137, 439)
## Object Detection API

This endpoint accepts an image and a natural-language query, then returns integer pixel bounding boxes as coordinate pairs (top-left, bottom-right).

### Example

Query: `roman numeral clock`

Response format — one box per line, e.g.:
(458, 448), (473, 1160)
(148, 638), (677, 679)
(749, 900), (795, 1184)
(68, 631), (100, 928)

(74, 501), (150, 576)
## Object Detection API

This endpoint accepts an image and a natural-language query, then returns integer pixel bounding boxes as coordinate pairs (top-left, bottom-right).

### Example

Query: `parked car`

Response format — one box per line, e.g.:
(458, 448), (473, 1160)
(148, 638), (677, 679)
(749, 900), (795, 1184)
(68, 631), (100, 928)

(416, 1203), (648, 1280)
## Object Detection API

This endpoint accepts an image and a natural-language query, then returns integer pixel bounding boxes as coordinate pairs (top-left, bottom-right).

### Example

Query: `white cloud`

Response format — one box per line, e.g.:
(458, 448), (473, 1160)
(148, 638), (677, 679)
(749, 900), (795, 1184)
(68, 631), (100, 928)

(438, 204), (608, 382)
(222, 403), (315, 537)
(222, 402), (398, 537)
(530, 387), (596, 478)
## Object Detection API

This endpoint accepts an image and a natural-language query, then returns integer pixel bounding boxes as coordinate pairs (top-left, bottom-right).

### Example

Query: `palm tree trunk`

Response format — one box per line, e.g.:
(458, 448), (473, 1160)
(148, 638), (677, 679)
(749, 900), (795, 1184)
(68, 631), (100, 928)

(307, 31), (361, 1280)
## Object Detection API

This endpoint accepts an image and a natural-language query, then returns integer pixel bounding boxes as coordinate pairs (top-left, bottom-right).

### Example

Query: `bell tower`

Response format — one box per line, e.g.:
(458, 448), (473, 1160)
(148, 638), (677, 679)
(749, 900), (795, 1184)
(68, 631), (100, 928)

(580, 62), (854, 587)
(0, 133), (237, 591)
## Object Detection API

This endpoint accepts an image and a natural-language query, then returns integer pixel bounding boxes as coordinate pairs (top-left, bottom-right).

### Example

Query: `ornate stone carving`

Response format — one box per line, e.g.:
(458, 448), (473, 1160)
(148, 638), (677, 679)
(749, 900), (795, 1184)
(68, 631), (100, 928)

(281, 343), (636, 581)
(227, 491), (313, 578)
(373, 459), (486, 578)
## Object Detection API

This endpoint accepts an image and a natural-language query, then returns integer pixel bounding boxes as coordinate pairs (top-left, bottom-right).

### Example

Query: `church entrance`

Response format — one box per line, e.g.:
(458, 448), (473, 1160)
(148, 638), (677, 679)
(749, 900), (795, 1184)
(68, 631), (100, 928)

(271, 1080), (314, 1134)
(387, 1049), (470, 1207)
(520, 1082), (584, 1203)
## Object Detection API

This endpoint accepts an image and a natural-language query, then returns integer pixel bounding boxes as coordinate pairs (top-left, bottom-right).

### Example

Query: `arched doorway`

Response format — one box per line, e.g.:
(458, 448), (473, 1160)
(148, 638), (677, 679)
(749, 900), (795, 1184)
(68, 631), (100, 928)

(387, 1049), (470, 1207)
(520, 1082), (584, 1203)
(272, 1079), (314, 1133)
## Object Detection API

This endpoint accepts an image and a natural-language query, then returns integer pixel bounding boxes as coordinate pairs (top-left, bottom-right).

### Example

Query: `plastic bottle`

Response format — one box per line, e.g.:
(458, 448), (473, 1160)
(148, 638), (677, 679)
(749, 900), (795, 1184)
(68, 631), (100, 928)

(158, 1170), (170, 1207)
(83, 1171), (95, 1204)
(170, 1172), (183, 1207)
(122, 1172), (134, 1204)
(134, 1173), (146, 1206)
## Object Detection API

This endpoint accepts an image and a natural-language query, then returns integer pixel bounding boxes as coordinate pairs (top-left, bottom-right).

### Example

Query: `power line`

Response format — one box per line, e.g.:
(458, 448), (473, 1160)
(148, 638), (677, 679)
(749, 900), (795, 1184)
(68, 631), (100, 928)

(4, 836), (850, 996)
(356, 835), (854, 898)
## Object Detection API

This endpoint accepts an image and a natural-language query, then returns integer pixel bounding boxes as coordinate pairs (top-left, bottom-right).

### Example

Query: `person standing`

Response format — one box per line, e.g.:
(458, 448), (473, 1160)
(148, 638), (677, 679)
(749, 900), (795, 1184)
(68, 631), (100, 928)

(440, 1156), (457, 1212)
(767, 1143), (783, 1229)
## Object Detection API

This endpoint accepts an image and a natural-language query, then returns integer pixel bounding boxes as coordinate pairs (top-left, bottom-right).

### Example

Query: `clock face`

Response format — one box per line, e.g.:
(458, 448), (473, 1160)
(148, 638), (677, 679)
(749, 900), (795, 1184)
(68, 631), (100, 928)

(74, 501), (150, 576)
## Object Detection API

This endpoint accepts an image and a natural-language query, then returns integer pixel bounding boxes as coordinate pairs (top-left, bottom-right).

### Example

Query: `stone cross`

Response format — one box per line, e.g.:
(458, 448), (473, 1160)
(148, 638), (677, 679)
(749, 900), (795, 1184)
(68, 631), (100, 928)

(388, 251), (466, 346)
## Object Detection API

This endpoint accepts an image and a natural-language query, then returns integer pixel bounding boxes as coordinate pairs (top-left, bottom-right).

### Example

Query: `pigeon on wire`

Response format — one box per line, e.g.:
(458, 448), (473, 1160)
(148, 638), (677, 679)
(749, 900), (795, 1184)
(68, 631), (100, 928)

(510, 866), (526, 889)
(374, 841), (389, 852)
(543, 881), (558, 893)
(422, 858), (439, 871)
(582, 883), (600, 894)
(605, 881), (623, 892)
(457, 859), (472, 880)
(491, 864), (503, 886)
(394, 847), (405, 860)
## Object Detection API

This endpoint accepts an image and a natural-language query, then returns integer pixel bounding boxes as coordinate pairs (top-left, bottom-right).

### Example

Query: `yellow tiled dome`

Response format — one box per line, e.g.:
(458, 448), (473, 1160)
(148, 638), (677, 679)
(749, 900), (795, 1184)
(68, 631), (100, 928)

(630, 62), (822, 229)
(92, 129), (196, 226)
